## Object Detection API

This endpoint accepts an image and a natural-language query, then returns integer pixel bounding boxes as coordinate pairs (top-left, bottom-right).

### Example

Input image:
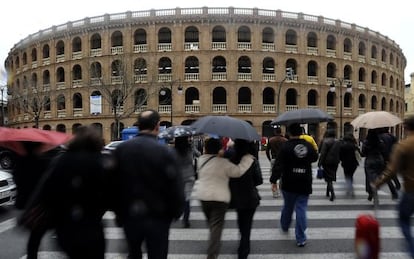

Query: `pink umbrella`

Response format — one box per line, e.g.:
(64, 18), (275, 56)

(0, 127), (72, 155)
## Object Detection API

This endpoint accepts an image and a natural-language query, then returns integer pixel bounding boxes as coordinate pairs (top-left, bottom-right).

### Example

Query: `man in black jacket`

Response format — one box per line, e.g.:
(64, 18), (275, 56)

(112, 109), (185, 259)
(378, 127), (400, 199)
(270, 123), (318, 248)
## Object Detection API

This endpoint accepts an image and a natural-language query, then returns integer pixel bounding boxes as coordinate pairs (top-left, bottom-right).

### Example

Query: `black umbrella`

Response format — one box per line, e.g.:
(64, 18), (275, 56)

(158, 125), (196, 139)
(190, 115), (260, 141)
(272, 108), (333, 125)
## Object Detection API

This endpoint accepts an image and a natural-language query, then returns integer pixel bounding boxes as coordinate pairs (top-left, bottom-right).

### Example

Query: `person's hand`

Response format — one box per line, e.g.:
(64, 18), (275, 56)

(271, 182), (278, 193)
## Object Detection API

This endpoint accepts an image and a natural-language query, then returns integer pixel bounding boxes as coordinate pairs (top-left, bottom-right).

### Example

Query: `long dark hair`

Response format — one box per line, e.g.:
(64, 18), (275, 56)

(174, 136), (191, 156)
(365, 129), (381, 147)
(231, 139), (256, 164)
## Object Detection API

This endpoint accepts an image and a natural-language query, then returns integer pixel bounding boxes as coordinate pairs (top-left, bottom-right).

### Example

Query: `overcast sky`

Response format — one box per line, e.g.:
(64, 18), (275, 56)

(0, 0), (412, 85)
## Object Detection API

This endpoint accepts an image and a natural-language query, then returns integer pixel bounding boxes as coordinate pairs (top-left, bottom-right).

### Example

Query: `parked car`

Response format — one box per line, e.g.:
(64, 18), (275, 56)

(103, 141), (124, 152)
(0, 148), (17, 170)
(0, 169), (16, 206)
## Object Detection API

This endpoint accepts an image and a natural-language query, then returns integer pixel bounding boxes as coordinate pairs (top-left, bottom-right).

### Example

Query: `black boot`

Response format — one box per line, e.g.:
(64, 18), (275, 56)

(182, 200), (190, 228)
(330, 190), (336, 201)
(327, 181), (334, 201)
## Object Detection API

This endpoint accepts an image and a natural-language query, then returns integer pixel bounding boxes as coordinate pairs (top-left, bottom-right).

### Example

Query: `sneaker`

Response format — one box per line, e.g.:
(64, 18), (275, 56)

(297, 241), (306, 247)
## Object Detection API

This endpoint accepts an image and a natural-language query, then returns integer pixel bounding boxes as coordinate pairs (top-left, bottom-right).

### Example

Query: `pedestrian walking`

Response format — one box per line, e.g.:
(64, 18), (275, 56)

(270, 123), (319, 247)
(38, 125), (111, 259)
(265, 126), (287, 198)
(111, 109), (185, 259)
(339, 134), (360, 197)
(13, 142), (62, 259)
(226, 139), (263, 259)
(362, 129), (386, 202)
(318, 129), (341, 201)
(373, 116), (414, 258)
(174, 136), (197, 228)
(193, 137), (254, 259)
(378, 127), (400, 199)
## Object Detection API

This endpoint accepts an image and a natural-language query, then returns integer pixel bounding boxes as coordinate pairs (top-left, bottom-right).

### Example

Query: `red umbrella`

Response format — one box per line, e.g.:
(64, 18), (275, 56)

(0, 127), (73, 155)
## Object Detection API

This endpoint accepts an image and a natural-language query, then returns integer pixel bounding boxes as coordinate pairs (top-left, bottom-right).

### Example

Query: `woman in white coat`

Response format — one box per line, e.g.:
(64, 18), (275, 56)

(194, 137), (254, 259)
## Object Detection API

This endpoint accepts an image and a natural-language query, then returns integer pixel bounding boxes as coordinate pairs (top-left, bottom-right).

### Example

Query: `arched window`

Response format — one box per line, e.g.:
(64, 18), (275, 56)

(326, 35), (336, 50)
(262, 87), (275, 104)
(237, 26), (251, 42)
(344, 38), (352, 53)
(111, 31), (123, 47)
(56, 40), (65, 55)
(134, 29), (147, 44)
(238, 56), (251, 73)
(185, 26), (199, 42)
(72, 37), (82, 52)
(263, 58), (275, 74)
(212, 26), (226, 42)
(307, 32), (317, 47)
(91, 33), (102, 49)
(185, 56), (199, 73)
(307, 89), (317, 106)
(285, 29), (297, 45)
(238, 87), (251, 104)
(57, 94), (66, 110)
(42, 44), (50, 58)
(262, 27), (274, 43)
(358, 42), (366, 56)
(158, 27), (172, 43)
(212, 56), (226, 72)
(72, 65), (82, 80)
(73, 93), (83, 109)
(213, 87), (226, 104)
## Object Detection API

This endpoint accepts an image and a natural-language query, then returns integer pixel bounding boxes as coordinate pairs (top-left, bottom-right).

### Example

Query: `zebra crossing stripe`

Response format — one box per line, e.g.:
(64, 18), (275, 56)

(24, 251), (411, 259)
(103, 210), (397, 221)
(102, 226), (404, 240)
(0, 218), (16, 234)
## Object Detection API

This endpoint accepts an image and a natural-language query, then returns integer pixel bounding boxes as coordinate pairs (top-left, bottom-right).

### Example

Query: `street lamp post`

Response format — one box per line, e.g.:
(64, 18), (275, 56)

(276, 68), (295, 116)
(330, 79), (352, 138)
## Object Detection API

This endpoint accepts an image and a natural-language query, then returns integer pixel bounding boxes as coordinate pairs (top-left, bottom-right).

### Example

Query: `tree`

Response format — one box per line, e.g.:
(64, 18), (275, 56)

(8, 74), (53, 128)
(90, 54), (161, 140)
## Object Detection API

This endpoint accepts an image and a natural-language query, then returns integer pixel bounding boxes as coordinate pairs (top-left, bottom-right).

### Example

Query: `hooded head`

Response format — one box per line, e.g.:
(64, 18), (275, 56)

(287, 123), (302, 137)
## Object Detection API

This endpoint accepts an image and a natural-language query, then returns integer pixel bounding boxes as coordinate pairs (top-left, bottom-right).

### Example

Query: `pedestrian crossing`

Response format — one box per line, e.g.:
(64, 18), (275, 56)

(20, 163), (411, 259)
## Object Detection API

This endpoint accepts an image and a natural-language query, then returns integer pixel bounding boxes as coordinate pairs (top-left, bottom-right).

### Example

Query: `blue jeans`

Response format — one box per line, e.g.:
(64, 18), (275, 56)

(281, 190), (309, 244)
(398, 192), (414, 258)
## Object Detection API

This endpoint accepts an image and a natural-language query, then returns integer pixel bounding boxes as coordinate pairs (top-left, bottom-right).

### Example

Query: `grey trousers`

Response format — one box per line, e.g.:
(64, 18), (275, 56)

(201, 201), (228, 259)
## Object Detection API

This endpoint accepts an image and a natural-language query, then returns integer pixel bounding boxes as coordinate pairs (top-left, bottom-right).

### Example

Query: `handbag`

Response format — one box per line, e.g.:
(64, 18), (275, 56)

(317, 167), (324, 179)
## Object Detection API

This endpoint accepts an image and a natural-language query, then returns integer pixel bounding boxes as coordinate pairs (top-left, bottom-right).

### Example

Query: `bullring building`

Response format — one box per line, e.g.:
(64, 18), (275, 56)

(5, 7), (406, 144)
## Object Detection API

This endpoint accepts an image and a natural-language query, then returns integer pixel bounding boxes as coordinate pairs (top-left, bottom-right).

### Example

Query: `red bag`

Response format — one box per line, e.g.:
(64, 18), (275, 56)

(355, 214), (380, 259)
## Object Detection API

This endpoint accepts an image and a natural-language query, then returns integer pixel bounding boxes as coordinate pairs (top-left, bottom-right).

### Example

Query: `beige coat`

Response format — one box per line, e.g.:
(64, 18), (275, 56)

(194, 154), (254, 203)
